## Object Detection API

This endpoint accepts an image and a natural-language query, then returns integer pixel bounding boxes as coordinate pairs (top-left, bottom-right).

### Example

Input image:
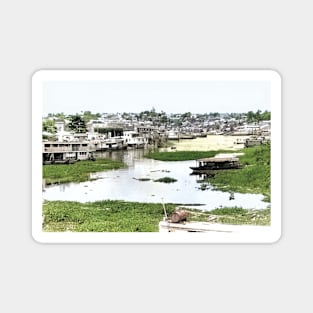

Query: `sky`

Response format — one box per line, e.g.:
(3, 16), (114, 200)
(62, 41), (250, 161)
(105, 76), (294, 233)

(42, 80), (271, 116)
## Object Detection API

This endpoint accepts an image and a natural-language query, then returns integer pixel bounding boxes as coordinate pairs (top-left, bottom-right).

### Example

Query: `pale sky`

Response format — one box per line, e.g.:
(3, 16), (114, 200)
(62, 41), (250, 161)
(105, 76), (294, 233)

(43, 80), (271, 116)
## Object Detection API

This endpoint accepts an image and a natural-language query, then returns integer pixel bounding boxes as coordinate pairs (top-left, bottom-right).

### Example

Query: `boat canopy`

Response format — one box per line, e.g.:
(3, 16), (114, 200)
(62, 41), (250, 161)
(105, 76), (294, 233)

(196, 157), (239, 163)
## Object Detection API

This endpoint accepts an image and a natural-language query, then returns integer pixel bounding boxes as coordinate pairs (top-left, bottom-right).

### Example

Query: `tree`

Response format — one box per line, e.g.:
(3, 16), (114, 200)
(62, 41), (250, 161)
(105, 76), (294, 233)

(82, 111), (101, 122)
(246, 110), (271, 123)
(42, 119), (57, 140)
(181, 112), (191, 120)
(247, 111), (255, 123)
(255, 109), (262, 123)
(68, 114), (87, 133)
(261, 110), (271, 120)
(42, 119), (57, 133)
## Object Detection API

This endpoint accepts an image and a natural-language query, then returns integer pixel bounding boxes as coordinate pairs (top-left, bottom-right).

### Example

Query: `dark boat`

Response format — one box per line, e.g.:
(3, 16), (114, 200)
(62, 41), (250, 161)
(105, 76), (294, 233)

(190, 157), (242, 173)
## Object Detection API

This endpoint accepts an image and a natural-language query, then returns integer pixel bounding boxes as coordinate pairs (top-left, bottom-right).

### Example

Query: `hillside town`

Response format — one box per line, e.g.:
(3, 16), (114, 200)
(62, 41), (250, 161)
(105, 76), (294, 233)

(42, 109), (271, 164)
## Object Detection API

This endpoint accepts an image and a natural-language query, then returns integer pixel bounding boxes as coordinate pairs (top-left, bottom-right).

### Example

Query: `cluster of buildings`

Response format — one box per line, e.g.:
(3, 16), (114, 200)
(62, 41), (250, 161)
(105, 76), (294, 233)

(42, 112), (271, 164)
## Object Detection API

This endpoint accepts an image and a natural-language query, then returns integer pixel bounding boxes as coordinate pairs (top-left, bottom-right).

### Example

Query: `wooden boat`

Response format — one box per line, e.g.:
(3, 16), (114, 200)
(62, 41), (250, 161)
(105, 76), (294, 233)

(159, 220), (271, 234)
(159, 203), (270, 235)
(159, 220), (234, 233)
(190, 156), (241, 173)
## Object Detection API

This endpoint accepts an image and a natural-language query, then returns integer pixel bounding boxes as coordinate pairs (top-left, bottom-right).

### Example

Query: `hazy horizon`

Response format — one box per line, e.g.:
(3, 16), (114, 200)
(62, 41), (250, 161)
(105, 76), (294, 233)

(44, 109), (270, 117)
(43, 80), (271, 116)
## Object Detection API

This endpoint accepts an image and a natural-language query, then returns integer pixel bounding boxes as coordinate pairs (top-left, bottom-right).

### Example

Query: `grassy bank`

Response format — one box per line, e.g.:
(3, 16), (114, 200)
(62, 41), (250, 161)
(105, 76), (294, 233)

(146, 145), (271, 200)
(43, 158), (126, 185)
(209, 145), (270, 200)
(144, 150), (233, 161)
(43, 200), (177, 232)
(187, 207), (270, 225)
(43, 200), (270, 232)
(42, 146), (271, 232)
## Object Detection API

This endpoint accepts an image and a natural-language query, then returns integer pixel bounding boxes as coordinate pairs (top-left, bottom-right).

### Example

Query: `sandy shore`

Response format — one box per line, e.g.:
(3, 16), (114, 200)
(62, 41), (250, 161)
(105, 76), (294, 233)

(168, 135), (250, 151)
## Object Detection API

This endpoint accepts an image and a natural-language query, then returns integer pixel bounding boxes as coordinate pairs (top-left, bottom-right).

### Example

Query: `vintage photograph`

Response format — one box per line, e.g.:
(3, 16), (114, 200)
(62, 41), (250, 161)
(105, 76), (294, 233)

(32, 70), (281, 243)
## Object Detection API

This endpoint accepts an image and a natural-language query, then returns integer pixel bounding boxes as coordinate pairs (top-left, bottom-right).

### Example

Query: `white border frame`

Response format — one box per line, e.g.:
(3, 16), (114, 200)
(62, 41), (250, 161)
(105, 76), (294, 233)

(32, 69), (281, 243)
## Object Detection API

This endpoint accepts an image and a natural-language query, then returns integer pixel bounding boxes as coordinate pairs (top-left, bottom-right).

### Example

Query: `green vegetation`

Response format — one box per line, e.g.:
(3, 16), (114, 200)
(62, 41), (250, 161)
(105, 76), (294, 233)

(81, 111), (101, 122)
(209, 145), (271, 200)
(42, 142), (271, 232)
(46, 111), (101, 122)
(153, 177), (177, 183)
(68, 114), (87, 133)
(246, 110), (271, 123)
(42, 119), (57, 140)
(43, 200), (178, 232)
(43, 158), (126, 185)
(186, 207), (270, 226)
(43, 201), (270, 232)
(145, 150), (233, 161)
(42, 119), (57, 133)
(145, 145), (271, 201)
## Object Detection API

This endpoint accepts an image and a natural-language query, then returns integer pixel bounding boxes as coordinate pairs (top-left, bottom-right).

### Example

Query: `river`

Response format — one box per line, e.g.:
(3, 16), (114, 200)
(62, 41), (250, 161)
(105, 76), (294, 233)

(42, 146), (269, 211)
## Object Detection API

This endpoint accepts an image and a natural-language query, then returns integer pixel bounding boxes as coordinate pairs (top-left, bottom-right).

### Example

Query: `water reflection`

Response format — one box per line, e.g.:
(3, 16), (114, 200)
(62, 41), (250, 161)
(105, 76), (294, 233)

(43, 149), (269, 211)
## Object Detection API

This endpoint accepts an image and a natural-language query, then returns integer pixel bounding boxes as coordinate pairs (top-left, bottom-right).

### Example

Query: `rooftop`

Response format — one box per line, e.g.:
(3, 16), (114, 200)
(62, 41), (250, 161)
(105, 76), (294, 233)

(197, 157), (239, 163)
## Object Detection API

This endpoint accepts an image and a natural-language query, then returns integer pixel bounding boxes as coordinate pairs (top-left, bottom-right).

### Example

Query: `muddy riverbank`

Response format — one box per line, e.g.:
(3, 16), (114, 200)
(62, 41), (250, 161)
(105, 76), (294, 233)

(162, 135), (249, 151)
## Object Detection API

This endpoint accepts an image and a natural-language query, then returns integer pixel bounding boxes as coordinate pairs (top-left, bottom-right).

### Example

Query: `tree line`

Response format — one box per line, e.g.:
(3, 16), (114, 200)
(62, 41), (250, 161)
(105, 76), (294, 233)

(43, 109), (271, 138)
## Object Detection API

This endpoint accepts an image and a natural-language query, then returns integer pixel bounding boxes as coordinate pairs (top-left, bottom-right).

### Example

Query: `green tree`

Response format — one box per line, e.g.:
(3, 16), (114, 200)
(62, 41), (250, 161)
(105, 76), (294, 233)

(42, 119), (57, 140)
(68, 114), (87, 133)
(42, 119), (57, 133)
(82, 111), (101, 122)
(182, 112), (191, 120)
(261, 110), (271, 120)
(255, 109), (262, 123)
(247, 111), (255, 123)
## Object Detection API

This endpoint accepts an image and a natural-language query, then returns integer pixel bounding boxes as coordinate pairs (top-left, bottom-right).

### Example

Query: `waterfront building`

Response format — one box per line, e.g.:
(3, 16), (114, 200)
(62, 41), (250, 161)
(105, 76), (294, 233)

(42, 141), (96, 164)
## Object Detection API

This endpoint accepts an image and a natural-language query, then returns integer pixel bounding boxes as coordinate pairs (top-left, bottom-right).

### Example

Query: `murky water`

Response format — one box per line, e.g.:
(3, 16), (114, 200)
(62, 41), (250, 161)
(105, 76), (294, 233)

(42, 147), (269, 211)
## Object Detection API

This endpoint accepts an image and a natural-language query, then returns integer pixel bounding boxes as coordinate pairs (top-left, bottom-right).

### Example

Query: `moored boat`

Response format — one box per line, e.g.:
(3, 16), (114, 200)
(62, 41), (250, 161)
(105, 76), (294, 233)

(190, 156), (242, 173)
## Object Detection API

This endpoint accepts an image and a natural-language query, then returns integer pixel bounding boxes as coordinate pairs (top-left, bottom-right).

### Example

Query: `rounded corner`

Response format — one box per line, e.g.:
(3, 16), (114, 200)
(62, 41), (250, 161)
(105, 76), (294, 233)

(269, 230), (282, 244)
(31, 231), (45, 244)
(31, 69), (46, 83)
(267, 69), (282, 83)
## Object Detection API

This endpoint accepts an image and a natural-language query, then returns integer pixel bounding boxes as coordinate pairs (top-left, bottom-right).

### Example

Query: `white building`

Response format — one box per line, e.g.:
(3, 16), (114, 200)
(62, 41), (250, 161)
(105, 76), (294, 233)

(54, 120), (74, 142)
(123, 131), (147, 148)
